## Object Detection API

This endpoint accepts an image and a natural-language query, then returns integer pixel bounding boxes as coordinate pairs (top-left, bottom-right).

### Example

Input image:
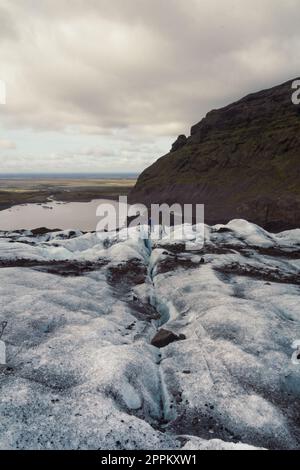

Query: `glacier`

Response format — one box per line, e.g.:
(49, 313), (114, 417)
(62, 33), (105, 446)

(0, 220), (299, 450)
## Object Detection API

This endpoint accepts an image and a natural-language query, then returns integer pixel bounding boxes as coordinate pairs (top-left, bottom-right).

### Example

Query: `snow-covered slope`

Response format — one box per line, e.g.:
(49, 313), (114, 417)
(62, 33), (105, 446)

(0, 220), (299, 449)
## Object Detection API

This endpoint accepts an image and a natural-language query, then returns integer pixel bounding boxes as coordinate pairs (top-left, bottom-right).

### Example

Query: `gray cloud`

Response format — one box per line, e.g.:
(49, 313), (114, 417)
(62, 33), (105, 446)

(0, 0), (299, 172)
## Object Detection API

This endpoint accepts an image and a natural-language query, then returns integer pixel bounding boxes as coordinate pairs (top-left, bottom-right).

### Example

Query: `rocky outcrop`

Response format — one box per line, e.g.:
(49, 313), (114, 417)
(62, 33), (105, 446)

(129, 78), (300, 231)
(171, 134), (187, 152)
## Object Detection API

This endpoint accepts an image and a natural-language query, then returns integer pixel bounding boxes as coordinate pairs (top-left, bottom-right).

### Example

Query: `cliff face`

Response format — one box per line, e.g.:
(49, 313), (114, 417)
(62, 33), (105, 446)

(129, 79), (300, 230)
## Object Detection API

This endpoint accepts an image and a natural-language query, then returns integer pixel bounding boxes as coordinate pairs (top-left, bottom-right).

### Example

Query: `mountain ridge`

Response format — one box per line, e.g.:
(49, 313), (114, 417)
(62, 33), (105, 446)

(129, 78), (300, 231)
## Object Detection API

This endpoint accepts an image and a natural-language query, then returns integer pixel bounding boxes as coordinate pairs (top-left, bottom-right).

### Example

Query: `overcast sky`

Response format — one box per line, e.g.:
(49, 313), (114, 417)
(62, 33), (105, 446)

(0, 0), (299, 174)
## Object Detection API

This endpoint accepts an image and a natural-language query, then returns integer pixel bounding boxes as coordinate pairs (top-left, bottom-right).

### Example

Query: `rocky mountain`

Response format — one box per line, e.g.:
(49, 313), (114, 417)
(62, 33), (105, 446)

(129, 79), (300, 231)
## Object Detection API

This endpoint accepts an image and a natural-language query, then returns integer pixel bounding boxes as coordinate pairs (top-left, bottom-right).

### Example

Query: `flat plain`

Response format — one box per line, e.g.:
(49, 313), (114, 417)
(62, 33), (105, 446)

(0, 177), (136, 210)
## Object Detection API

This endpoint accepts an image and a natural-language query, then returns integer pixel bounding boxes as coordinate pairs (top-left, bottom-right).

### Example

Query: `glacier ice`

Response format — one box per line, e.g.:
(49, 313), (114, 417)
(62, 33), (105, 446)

(0, 220), (299, 449)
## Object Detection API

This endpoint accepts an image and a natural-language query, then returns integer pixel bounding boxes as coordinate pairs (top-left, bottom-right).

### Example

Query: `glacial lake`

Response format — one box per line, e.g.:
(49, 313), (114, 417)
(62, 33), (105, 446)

(0, 199), (127, 231)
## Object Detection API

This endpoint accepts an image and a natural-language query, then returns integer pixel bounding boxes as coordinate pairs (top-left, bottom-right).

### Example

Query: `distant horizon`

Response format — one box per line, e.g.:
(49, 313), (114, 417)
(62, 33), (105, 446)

(0, 172), (138, 180)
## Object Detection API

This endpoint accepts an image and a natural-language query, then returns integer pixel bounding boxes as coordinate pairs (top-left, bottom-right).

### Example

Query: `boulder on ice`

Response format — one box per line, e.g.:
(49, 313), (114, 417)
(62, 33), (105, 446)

(151, 328), (186, 348)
